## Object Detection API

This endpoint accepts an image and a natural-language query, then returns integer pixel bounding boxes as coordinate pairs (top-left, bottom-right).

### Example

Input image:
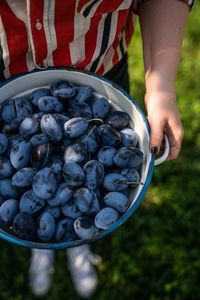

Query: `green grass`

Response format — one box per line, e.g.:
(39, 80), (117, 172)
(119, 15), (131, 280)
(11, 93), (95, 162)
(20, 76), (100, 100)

(0, 4), (200, 300)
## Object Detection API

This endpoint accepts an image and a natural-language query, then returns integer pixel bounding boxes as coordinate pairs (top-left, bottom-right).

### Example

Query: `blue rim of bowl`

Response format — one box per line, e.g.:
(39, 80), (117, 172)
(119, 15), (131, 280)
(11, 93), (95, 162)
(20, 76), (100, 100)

(0, 67), (155, 249)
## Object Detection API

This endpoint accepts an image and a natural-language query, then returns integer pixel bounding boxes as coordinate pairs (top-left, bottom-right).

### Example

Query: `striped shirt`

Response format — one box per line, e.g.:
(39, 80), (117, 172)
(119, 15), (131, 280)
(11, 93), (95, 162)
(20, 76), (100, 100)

(0, 0), (195, 80)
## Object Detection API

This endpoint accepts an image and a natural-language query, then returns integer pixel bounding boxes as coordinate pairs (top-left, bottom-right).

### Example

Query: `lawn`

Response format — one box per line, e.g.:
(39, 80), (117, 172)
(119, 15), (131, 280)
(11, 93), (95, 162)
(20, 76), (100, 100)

(0, 3), (200, 300)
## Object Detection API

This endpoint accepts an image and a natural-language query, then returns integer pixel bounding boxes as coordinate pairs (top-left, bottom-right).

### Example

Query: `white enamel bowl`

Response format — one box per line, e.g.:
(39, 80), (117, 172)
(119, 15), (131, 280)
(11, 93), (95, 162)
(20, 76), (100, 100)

(0, 69), (169, 249)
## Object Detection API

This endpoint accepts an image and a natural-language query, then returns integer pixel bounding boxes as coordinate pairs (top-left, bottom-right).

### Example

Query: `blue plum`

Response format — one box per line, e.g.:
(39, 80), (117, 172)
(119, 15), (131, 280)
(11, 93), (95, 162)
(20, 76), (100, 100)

(33, 167), (58, 199)
(81, 127), (99, 153)
(74, 188), (100, 215)
(0, 156), (14, 178)
(13, 212), (37, 241)
(40, 113), (63, 142)
(0, 199), (19, 225)
(64, 141), (87, 164)
(37, 212), (56, 242)
(61, 201), (82, 219)
(106, 111), (130, 130)
(114, 147), (144, 168)
(29, 88), (50, 106)
(97, 146), (117, 167)
(91, 97), (110, 119)
(63, 162), (85, 188)
(94, 207), (119, 229)
(14, 97), (33, 124)
(12, 167), (37, 188)
(51, 80), (75, 99)
(120, 128), (139, 147)
(74, 216), (99, 239)
(47, 183), (73, 206)
(64, 117), (88, 138)
(5, 135), (25, 158)
(121, 168), (140, 187)
(98, 124), (121, 146)
(10, 141), (32, 169)
(55, 218), (76, 242)
(1, 96), (33, 125)
(30, 133), (50, 147)
(30, 143), (53, 168)
(68, 102), (92, 120)
(104, 192), (129, 213)
(38, 96), (63, 113)
(0, 178), (20, 199)
(19, 116), (40, 138)
(20, 190), (45, 215)
(103, 173), (128, 192)
(0, 99), (16, 123)
(68, 86), (93, 106)
(83, 160), (104, 190)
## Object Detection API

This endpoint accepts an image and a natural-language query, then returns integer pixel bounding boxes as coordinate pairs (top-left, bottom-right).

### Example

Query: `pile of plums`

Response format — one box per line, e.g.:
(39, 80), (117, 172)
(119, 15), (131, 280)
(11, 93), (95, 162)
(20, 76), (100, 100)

(0, 80), (144, 243)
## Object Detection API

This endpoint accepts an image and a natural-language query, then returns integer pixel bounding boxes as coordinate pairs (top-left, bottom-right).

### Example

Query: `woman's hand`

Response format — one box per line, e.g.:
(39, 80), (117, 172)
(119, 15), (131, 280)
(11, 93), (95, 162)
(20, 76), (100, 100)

(145, 90), (184, 160)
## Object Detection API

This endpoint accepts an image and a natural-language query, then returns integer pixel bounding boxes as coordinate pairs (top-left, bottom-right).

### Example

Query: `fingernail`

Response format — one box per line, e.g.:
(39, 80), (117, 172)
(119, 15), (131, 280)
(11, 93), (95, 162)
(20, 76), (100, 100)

(151, 146), (159, 155)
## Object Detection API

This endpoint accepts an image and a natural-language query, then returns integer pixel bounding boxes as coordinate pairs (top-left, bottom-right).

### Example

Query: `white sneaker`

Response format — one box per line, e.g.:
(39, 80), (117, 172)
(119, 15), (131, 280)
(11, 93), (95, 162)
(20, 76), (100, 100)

(66, 244), (102, 298)
(29, 249), (55, 297)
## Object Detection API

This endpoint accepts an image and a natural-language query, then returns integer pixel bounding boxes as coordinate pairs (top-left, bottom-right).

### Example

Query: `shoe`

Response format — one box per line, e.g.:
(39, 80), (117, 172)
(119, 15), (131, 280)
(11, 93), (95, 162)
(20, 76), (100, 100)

(66, 244), (102, 298)
(29, 249), (55, 297)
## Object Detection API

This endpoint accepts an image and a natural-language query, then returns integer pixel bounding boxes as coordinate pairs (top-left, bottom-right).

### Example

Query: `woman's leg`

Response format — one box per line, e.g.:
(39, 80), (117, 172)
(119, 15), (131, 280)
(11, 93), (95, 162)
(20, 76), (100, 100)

(29, 249), (55, 296)
(66, 245), (102, 298)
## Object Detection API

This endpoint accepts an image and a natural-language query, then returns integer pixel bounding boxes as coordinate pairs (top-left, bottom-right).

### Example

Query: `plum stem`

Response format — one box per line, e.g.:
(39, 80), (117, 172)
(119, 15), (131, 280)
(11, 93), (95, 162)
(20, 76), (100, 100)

(84, 125), (96, 140)
(116, 180), (143, 186)
(88, 118), (103, 124)
(126, 181), (144, 185)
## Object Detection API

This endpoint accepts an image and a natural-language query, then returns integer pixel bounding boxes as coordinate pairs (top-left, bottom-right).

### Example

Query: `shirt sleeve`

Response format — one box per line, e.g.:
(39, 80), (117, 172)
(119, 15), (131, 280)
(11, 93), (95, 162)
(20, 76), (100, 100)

(132, 0), (196, 14)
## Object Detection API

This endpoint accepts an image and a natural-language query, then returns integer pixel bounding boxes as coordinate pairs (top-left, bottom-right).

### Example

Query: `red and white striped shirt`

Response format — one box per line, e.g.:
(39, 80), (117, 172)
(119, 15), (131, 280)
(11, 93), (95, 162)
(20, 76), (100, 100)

(0, 0), (195, 79)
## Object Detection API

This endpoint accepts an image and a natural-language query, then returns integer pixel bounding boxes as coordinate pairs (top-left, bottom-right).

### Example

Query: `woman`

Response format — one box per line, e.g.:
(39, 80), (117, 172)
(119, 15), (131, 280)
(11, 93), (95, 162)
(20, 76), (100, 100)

(0, 0), (195, 297)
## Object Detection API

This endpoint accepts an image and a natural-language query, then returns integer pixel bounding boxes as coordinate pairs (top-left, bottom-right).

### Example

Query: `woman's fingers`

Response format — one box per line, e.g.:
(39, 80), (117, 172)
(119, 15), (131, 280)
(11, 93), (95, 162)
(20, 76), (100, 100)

(148, 118), (165, 155)
(148, 116), (184, 159)
(165, 121), (184, 160)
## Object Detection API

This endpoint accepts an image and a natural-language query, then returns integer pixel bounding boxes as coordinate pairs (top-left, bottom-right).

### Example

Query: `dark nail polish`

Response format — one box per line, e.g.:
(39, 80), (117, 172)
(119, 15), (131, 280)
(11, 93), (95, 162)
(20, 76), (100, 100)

(151, 146), (159, 155)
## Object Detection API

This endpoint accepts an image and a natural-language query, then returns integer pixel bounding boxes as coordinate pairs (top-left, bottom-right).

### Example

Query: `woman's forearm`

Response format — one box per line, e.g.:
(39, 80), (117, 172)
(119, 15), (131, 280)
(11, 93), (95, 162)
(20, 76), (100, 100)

(138, 0), (189, 94)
